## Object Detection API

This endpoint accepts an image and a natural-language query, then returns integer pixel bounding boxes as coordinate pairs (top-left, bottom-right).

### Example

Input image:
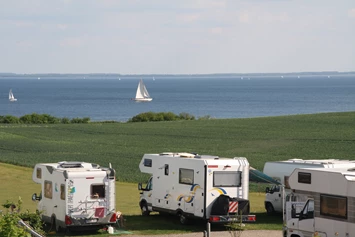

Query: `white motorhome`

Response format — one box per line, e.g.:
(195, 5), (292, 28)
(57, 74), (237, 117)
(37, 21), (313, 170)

(284, 166), (355, 237)
(31, 161), (118, 232)
(262, 159), (355, 214)
(138, 152), (256, 224)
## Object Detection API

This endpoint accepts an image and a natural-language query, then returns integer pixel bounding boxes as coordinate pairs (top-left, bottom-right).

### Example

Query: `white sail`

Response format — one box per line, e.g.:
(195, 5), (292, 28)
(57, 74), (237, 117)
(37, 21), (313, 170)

(134, 79), (152, 101)
(9, 89), (17, 102)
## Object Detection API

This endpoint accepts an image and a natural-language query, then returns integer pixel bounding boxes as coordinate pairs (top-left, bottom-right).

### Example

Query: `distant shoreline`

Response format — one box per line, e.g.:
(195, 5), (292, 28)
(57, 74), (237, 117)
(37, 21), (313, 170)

(0, 71), (355, 78)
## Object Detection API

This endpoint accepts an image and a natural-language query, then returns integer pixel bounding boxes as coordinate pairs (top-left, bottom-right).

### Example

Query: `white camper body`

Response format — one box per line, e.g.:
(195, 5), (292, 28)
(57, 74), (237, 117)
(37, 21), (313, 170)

(262, 159), (355, 214)
(284, 166), (355, 237)
(32, 161), (118, 232)
(138, 152), (256, 224)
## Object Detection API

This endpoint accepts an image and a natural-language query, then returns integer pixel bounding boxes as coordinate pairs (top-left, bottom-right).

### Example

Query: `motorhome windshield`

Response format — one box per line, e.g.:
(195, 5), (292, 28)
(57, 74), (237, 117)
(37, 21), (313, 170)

(213, 171), (242, 187)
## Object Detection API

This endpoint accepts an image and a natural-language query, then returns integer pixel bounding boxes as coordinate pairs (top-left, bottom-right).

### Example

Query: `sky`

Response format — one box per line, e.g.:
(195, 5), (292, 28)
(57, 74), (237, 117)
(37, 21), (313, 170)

(1, 0), (354, 74)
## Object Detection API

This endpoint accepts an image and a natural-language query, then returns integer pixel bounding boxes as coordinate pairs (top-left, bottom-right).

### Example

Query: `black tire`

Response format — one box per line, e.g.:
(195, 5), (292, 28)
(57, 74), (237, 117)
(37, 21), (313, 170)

(179, 213), (189, 225)
(141, 202), (150, 216)
(266, 203), (275, 215)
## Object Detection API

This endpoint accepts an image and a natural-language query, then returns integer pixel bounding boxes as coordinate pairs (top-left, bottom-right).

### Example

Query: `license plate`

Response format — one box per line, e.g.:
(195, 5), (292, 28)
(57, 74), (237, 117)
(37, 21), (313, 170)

(86, 219), (98, 223)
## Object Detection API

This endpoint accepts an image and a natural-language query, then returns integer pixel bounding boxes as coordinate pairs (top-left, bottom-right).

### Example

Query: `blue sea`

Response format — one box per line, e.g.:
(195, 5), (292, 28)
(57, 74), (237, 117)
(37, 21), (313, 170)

(1, 75), (355, 122)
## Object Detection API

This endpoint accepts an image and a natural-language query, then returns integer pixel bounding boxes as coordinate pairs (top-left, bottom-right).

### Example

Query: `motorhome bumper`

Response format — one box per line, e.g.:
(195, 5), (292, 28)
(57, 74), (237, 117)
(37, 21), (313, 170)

(66, 213), (117, 227)
(209, 215), (256, 223)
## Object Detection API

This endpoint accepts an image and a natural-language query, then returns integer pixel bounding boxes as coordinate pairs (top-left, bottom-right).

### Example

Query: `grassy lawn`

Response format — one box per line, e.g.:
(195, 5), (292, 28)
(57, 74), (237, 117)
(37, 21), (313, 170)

(0, 163), (281, 236)
(0, 111), (354, 236)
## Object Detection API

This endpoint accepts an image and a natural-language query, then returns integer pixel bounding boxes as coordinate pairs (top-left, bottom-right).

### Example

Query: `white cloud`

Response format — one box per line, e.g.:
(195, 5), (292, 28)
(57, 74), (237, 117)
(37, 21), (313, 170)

(238, 12), (251, 23)
(57, 24), (68, 30)
(178, 14), (201, 23)
(59, 38), (83, 47)
(209, 27), (223, 34)
(349, 8), (355, 18)
(13, 20), (35, 28)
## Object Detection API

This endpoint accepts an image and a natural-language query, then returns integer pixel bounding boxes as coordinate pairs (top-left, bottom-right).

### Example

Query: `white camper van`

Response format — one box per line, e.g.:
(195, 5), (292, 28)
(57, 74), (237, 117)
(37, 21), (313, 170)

(262, 159), (355, 214)
(284, 166), (355, 237)
(31, 161), (118, 232)
(138, 152), (256, 224)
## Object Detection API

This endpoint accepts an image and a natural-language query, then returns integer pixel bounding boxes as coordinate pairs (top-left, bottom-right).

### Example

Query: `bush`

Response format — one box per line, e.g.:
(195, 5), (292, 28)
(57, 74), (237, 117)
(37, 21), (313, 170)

(61, 117), (70, 124)
(0, 197), (45, 237)
(19, 113), (60, 124)
(0, 115), (20, 124)
(128, 112), (195, 122)
(0, 114), (91, 124)
(179, 112), (195, 120)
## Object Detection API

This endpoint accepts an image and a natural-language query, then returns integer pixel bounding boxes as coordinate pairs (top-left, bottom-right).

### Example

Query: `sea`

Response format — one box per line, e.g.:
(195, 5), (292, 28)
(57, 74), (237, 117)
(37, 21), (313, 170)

(1, 74), (355, 122)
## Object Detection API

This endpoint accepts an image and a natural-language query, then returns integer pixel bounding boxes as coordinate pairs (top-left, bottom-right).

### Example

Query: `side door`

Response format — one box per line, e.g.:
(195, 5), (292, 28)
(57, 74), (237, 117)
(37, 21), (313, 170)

(297, 199), (315, 236)
(144, 177), (154, 211)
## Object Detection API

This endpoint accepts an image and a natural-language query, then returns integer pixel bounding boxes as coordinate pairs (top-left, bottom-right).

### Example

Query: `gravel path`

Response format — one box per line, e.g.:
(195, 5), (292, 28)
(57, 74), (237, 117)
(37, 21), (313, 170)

(125, 230), (283, 237)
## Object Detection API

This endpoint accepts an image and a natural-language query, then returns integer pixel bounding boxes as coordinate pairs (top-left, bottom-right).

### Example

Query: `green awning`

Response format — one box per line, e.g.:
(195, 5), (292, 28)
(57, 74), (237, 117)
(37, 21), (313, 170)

(249, 167), (281, 185)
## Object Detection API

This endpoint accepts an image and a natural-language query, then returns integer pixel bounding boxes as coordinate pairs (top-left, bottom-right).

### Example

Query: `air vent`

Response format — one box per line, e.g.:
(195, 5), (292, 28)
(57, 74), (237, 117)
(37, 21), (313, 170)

(58, 162), (83, 168)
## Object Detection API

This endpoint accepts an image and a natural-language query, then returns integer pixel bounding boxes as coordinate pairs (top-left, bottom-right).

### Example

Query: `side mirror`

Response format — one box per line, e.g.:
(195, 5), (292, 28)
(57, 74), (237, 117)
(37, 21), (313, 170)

(138, 183), (142, 190)
(32, 193), (37, 201)
(265, 187), (270, 193)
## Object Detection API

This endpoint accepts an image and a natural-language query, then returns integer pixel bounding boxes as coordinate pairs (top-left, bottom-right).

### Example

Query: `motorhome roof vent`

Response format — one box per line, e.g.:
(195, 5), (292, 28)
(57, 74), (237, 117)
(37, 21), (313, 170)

(58, 161), (84, 168)
(195, 155), (219, 159)
(160, 152), (174, 156)
(289, 159), (303, 162)
(179, 153), (195, 158)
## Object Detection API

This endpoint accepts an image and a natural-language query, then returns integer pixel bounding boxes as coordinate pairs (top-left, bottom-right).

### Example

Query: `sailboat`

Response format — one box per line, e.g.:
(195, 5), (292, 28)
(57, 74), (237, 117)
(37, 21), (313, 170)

(133, 79), (152, 102)
(9, 89), (17, 102)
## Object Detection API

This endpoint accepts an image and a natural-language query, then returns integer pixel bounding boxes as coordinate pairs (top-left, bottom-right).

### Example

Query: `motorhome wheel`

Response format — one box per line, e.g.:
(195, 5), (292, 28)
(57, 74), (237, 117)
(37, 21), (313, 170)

(141, 203), (150, 216)
(265, 203), (275, 215)
(179, 214), (189, 225)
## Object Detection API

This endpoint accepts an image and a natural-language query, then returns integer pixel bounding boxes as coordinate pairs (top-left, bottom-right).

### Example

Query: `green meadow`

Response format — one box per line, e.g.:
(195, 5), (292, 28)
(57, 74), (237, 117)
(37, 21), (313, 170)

(0, 111), (354, 236)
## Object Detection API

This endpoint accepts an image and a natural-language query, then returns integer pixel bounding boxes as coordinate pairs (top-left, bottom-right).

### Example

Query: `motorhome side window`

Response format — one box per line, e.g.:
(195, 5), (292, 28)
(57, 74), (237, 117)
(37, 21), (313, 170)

(91, 184), (105, 198)
(179, 168), (194, 185)
(298, 172), (311, 184)
(44, 180), (52, 199)
(164, 164), (169, 175)
(36, 168), (42, 179)
(60, 184), (65, 200)
(320, 194), (347, 219)
(213, 171), (242, 187)
(144, 159), (152, 167)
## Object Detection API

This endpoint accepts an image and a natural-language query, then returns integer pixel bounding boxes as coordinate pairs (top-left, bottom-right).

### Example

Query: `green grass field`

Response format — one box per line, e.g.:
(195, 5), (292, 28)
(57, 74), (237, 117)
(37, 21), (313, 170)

(0, 111), (354, 236)
(0, 163), (281, 237)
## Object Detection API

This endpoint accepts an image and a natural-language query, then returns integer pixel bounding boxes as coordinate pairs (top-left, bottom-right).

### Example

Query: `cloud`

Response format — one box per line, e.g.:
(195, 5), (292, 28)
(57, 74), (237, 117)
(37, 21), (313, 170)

(13, 20), (35, 28)
(239, 12), (251, 23)
(209, 27), (223, 34)
(349, 8), (355, 18)
(57, 24), (68, 30)
(178, 14), (201, 23)
(237, 8), (289, 24)
(59, 37), (83, 47)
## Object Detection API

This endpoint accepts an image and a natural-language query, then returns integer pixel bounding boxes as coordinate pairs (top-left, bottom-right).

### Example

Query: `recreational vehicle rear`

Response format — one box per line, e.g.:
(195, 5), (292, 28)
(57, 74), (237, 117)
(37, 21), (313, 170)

(31, 161), (118, 232)
(138, 152), (256, 224)
(284, 166), (355, 237)
(262, 159), (355, 214)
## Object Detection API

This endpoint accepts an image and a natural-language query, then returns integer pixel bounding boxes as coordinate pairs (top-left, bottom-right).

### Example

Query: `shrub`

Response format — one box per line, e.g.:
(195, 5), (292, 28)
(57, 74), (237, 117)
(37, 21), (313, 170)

(1, 115), (20, 124)
(0, 114), (91, 124)
(179, 112), (195, 120)
(129, 112), (194, 122)
(0, 197), (45, 237)
(61, 117), (70, 124)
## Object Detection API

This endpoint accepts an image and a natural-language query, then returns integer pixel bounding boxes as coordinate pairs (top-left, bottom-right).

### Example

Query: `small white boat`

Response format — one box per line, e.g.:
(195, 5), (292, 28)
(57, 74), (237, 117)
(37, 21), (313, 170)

(9, 89), (17, 102)
(133, 79), (152, 102)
